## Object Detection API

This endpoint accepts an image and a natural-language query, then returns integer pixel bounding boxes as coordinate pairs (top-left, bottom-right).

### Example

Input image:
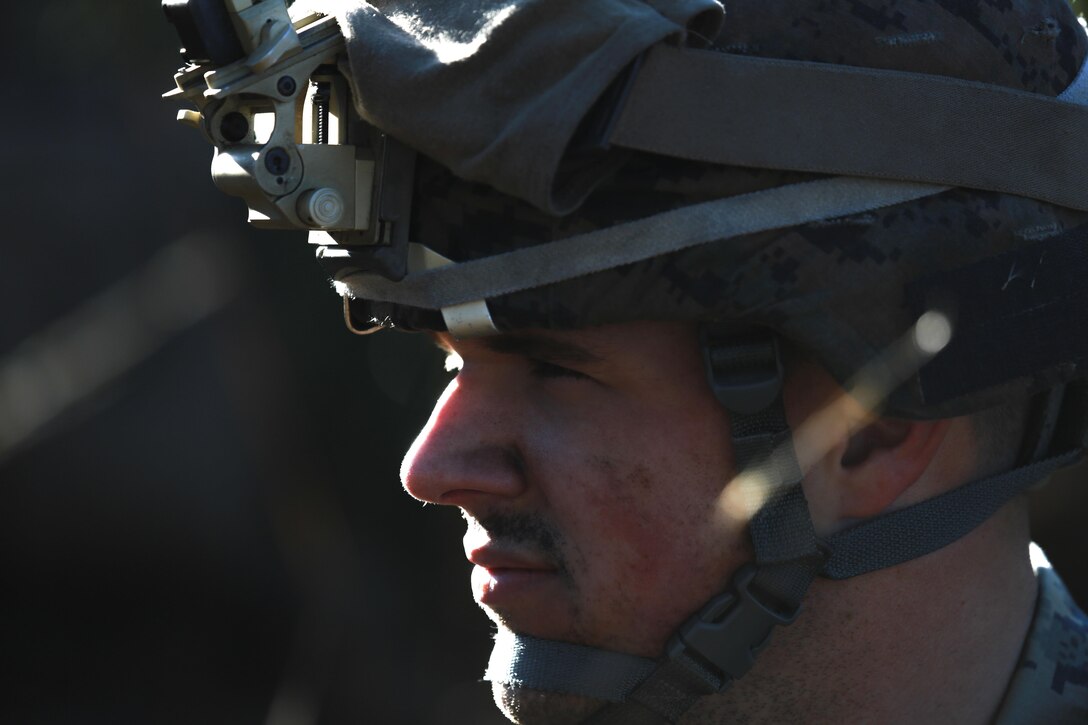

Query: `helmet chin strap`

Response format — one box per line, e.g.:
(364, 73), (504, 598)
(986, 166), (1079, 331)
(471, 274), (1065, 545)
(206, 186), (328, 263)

(483, 328), (1085, 724)
(486, 328), (826, 723)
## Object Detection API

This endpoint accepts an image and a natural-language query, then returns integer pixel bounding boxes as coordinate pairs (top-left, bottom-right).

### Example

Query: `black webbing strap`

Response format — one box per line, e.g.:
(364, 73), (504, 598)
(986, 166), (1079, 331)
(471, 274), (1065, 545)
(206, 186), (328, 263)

(1022, 386), (1068, 465)
(822, 447), (1083, 579)
(576, 329), (823, 724)
(609, 44), (1088, 211)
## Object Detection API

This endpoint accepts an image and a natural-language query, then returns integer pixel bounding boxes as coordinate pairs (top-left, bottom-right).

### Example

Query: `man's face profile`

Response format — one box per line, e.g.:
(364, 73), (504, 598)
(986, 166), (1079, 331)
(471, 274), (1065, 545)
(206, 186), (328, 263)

(400, 320), (753, 659)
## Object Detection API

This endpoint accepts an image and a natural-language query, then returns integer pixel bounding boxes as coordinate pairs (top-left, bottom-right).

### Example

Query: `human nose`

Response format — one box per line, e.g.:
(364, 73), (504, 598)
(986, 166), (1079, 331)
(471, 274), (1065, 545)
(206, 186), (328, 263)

(400, 376), (526, 507)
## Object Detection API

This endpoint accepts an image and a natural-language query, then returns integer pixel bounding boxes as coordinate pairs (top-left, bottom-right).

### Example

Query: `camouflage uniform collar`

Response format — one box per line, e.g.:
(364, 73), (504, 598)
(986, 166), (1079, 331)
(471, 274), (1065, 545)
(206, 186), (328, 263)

(993, 545), (1088, 724)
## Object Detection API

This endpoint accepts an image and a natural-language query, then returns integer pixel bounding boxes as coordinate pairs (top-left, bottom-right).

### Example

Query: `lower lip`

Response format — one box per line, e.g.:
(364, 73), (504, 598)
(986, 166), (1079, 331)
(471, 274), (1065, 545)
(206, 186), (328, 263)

(472, 565), (559, 606)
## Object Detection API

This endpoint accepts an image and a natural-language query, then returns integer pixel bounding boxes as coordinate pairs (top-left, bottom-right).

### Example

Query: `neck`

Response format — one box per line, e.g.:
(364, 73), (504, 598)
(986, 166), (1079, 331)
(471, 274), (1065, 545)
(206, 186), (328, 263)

(684, 501), (1036, 725)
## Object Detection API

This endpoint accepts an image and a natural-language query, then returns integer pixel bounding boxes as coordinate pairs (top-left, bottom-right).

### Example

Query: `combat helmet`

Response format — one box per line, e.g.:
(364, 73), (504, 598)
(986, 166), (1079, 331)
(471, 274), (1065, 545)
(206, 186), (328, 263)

(165, 0), (1088, 721)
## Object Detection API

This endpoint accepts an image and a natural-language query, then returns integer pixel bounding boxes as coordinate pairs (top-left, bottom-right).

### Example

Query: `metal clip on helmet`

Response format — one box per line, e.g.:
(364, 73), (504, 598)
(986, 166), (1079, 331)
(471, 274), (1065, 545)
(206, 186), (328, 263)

(163, 0), (417, 281)
(165, 1), (1088, 722)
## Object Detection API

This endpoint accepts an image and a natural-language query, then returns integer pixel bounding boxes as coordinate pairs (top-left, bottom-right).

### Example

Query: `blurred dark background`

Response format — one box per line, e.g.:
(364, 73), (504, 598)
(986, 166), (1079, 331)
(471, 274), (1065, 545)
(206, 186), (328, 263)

(4, 2), (502, 723)
(1, 2), (1085, 724)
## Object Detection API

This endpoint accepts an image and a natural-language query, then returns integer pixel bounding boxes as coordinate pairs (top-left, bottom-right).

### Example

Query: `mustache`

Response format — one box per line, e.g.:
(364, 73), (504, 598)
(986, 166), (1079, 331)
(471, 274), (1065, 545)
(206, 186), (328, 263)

(467, 511), (568, 573)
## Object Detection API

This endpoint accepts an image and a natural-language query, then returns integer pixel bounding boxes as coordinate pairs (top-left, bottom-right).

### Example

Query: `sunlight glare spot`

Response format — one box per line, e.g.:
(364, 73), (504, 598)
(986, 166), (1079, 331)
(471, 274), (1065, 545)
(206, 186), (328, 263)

(444, 350), (463, 373)
(717, 468), (772, 528)
(913, 310), (953, 355)
(253, 112), (276, 145)
(387, 5), (518, 64)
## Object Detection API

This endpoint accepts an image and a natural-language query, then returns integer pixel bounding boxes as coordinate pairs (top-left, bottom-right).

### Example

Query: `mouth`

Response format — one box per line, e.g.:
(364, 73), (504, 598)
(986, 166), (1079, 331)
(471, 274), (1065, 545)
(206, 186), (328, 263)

(469, 560), (562, 615)
(472, 563), (556, 596)
(464, 532), (563, 612)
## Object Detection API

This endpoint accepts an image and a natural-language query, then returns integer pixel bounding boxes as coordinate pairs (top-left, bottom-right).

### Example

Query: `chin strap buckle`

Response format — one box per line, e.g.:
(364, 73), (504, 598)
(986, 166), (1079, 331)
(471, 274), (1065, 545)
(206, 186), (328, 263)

(701, 325), (783, 416)
(667, 564), (800, 691)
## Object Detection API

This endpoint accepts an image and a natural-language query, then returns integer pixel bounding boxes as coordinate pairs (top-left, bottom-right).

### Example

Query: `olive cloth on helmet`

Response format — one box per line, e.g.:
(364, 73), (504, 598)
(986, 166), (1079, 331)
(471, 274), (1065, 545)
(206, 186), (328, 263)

(317, 0), (724, 215)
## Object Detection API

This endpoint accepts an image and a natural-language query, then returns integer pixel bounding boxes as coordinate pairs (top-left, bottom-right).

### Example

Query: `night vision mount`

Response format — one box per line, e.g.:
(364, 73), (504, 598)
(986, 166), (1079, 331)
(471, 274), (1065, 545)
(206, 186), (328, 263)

(163, 0), (414, 281)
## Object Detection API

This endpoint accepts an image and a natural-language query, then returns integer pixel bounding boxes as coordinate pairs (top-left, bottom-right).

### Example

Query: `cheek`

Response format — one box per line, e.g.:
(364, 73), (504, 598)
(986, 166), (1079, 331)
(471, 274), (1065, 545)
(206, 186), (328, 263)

(542, 423), (745, 653)
(579, 449), (735, 584)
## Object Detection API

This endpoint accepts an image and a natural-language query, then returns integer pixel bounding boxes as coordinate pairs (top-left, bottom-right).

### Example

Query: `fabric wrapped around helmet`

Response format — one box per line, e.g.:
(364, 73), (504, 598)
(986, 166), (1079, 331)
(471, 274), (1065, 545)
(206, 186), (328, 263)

(312, 0), (723, 214)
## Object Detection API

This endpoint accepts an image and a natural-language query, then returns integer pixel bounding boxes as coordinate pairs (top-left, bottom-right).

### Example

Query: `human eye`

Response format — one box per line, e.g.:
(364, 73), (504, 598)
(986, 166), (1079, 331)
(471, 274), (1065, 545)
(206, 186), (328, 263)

(529, 359), (590, 380)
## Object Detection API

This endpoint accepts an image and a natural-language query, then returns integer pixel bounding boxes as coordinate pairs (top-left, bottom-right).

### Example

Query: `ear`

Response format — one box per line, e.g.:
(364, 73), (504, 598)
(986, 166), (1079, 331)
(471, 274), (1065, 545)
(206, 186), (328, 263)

(782, 358), (956, 531)
(824, 416), (953, 521)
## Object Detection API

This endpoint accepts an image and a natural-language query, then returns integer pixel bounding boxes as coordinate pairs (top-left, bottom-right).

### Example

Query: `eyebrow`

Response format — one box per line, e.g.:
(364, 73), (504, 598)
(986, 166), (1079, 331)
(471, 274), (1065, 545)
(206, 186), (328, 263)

(434, 332), (603, 365)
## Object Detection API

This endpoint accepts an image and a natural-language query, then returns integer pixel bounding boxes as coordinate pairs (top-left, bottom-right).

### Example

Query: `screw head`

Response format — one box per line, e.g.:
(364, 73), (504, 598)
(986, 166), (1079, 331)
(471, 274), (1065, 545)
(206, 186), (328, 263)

(277, 75), (297, 97)
(265, 147), (291, 176)
(219, 112), (249, 143)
